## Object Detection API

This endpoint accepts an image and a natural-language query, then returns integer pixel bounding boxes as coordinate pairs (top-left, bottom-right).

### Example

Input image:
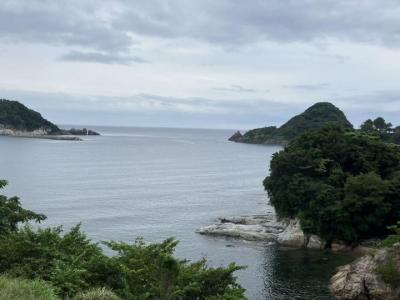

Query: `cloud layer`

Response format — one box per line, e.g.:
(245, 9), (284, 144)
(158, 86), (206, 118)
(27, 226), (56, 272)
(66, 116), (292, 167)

(0, 0), (399, 128)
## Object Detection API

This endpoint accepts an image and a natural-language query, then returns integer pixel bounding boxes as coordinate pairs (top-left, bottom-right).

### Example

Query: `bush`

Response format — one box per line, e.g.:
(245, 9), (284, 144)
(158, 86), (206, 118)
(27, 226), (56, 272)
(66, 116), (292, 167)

(0, 180), (246, 299)
(264, 125), (400, 244)
(74, 287), (120, 300)
(0, 276), (58, 300)
(377, 259), (400, 287)
(381, 222), (400, 248)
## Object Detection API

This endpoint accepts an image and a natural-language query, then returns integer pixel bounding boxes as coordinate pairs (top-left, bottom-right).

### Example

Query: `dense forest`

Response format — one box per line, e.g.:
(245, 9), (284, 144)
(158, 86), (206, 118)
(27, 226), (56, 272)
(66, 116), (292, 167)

(264, 123), (400, 244)
(0, 99), (60, 133)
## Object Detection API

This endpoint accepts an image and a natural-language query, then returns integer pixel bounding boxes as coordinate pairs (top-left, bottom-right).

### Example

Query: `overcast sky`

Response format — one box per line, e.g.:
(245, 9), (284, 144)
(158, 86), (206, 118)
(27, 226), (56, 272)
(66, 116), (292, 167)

(1, 0), (400, 129)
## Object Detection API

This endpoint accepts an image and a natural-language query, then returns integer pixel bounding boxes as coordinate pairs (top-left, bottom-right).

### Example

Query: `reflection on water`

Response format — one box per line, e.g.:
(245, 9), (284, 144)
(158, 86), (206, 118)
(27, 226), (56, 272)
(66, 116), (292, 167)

(263, 246), (355, 299)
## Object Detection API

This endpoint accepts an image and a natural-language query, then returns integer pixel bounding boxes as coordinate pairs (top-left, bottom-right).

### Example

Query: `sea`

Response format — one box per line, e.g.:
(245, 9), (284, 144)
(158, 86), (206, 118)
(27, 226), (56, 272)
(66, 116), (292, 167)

(0, 127), (353, 299)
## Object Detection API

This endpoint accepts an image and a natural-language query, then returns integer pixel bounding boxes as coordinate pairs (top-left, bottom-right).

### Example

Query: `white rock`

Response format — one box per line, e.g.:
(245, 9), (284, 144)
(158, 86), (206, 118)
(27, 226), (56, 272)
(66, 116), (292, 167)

(306, 234), (326, 250)
(197, 214), (315, 248)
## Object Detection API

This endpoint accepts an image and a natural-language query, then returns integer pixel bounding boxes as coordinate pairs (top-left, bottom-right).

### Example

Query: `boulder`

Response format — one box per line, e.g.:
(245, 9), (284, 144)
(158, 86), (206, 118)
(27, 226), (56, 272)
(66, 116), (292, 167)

(306, 234), (326, 250)
(330, 243), (400, 299)
(61, 128), (100, 136)
(276, 219), (306, 248)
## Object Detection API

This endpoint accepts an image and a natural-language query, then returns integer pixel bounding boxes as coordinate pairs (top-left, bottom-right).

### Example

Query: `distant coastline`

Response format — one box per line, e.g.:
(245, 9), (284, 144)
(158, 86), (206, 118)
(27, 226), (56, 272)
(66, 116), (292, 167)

(0, 128), (82, 141)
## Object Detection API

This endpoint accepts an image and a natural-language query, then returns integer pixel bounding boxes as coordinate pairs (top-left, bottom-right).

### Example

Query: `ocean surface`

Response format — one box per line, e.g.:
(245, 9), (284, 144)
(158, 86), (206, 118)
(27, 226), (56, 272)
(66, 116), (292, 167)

(0, 127), (353, 299)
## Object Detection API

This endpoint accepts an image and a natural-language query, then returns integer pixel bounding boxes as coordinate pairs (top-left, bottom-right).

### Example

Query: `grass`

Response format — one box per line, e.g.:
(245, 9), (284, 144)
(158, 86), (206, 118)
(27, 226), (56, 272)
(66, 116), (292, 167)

(73, 287), (121, 300)
(0, 276), (58, 300)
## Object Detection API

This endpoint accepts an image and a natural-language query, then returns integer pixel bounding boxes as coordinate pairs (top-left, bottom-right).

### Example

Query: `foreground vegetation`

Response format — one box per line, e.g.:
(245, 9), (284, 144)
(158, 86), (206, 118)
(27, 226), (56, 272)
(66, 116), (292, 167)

(0, 180), (245, 299)
(264, 123), (400, 245)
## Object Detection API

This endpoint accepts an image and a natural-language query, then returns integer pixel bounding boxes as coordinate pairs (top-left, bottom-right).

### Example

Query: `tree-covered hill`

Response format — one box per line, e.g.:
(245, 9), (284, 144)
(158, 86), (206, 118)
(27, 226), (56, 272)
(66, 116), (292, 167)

(0, 99), (60, 134)
(264, 124), (400, 245)
(234, 102), (353, 145)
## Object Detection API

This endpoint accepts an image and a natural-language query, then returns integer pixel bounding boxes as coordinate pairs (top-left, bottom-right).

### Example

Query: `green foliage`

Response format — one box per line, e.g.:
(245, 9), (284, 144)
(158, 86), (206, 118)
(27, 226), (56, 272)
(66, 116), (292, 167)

(0, 276), (58, 300)
(0, 99), (60, 133)
(239, 126), (277, 144)
(0, 180), (46, 235)
(0, 180), (246, 299)
(240, 102), (352, 144)
(104, 237), (245, 299)
(377, 259), (400, 287)
(74, 287), (121, 300)
(264, 125), (400, 244)
(0, 224), (109, 298)
(360, 117), (400, 145)
(381, 221), (400, 248)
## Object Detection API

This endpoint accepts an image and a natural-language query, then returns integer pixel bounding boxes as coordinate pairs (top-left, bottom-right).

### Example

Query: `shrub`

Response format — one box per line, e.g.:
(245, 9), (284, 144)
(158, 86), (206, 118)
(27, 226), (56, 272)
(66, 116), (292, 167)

(74, 287), (120, 300)
(381, 221), (400, 248)
(0, 276), (58, 300)
(0, 180), (246, 299)
(377, 259), (400, 287)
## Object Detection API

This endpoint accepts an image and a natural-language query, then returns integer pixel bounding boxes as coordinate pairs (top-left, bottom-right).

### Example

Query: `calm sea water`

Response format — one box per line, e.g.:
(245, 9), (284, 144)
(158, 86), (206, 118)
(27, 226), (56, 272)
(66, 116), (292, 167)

(0, 127), (352, 299)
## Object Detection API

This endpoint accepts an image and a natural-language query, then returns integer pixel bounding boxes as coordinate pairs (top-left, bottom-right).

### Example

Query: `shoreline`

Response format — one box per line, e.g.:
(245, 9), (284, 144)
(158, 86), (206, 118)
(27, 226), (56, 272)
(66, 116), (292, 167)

(197, 214), (374, 254)
(0, 133), (82, 141)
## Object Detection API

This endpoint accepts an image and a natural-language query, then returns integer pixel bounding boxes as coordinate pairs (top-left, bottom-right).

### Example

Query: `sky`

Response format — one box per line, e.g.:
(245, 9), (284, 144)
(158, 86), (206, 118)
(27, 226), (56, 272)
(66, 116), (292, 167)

(1, 0), (400, 129)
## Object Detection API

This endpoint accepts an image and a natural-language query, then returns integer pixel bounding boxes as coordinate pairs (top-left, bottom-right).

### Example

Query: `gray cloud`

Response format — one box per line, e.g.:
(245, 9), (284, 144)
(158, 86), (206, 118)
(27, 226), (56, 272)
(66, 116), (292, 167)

(59, 51), (149, 65)
(2, 0), (400, 56)
(0, 1), (131, 52)
(114, 0), (400, 47)
(284, 83), (329, 91)
(0, 89), (299, 128)
(2, 88), (399, 129)
(212, 84), (255, 93)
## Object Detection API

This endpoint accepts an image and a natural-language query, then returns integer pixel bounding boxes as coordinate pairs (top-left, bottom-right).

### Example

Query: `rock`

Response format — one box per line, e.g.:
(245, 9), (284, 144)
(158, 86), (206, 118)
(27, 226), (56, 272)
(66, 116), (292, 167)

(276, 219), (305, 248)
(197, 214), (322, 249)
(228, 131), (243, 142)
(0, 128), (82, 141)
(306, 234), (326, 250)
(61, 128), (100, 136)
(330, 244), (400, 299)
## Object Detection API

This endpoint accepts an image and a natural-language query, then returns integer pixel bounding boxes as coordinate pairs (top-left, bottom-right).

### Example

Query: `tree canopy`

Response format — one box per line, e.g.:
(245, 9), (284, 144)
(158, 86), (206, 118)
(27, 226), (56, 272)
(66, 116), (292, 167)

(360, 117), (400, 145)
(264, 125), (400, 244)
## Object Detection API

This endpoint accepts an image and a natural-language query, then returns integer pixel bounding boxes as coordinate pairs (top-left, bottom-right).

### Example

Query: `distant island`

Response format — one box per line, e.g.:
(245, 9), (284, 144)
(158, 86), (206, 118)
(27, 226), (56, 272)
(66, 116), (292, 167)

(0, 99), (100, 140)
(229, 102), (353, 144)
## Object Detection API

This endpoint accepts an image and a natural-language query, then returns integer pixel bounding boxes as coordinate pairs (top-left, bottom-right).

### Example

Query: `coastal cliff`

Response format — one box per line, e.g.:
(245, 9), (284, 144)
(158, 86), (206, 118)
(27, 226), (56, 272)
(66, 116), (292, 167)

(0, 99), (100, 140)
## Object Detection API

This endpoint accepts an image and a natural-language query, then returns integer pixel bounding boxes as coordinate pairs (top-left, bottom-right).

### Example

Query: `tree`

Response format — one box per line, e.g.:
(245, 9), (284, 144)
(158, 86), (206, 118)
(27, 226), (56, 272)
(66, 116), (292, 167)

(360, 117), (397, 144)
(360, 119), (374, 132)
(0, 180), (46, 235)
(264, 125), (400, 244)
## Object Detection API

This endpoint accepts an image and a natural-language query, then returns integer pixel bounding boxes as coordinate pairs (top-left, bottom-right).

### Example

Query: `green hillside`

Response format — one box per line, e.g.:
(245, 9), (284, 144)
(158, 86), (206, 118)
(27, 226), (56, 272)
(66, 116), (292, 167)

(0, 99), (60, 133)
(237, 102), (353, 145)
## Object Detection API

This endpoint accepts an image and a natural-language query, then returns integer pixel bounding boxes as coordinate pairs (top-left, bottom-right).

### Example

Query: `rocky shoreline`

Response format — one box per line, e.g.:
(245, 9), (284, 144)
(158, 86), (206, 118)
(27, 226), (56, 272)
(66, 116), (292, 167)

(196, 213), (326, 249)
(0, 128), (83, 141)
(0, 127), (100, 141)
(330, 243), (400, 299)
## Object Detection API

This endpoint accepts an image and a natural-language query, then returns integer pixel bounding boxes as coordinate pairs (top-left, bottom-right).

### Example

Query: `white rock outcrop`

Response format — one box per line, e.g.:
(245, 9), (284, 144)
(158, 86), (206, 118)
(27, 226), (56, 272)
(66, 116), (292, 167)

(0, 128), (82, 141)
(197, 214), (325, 249)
